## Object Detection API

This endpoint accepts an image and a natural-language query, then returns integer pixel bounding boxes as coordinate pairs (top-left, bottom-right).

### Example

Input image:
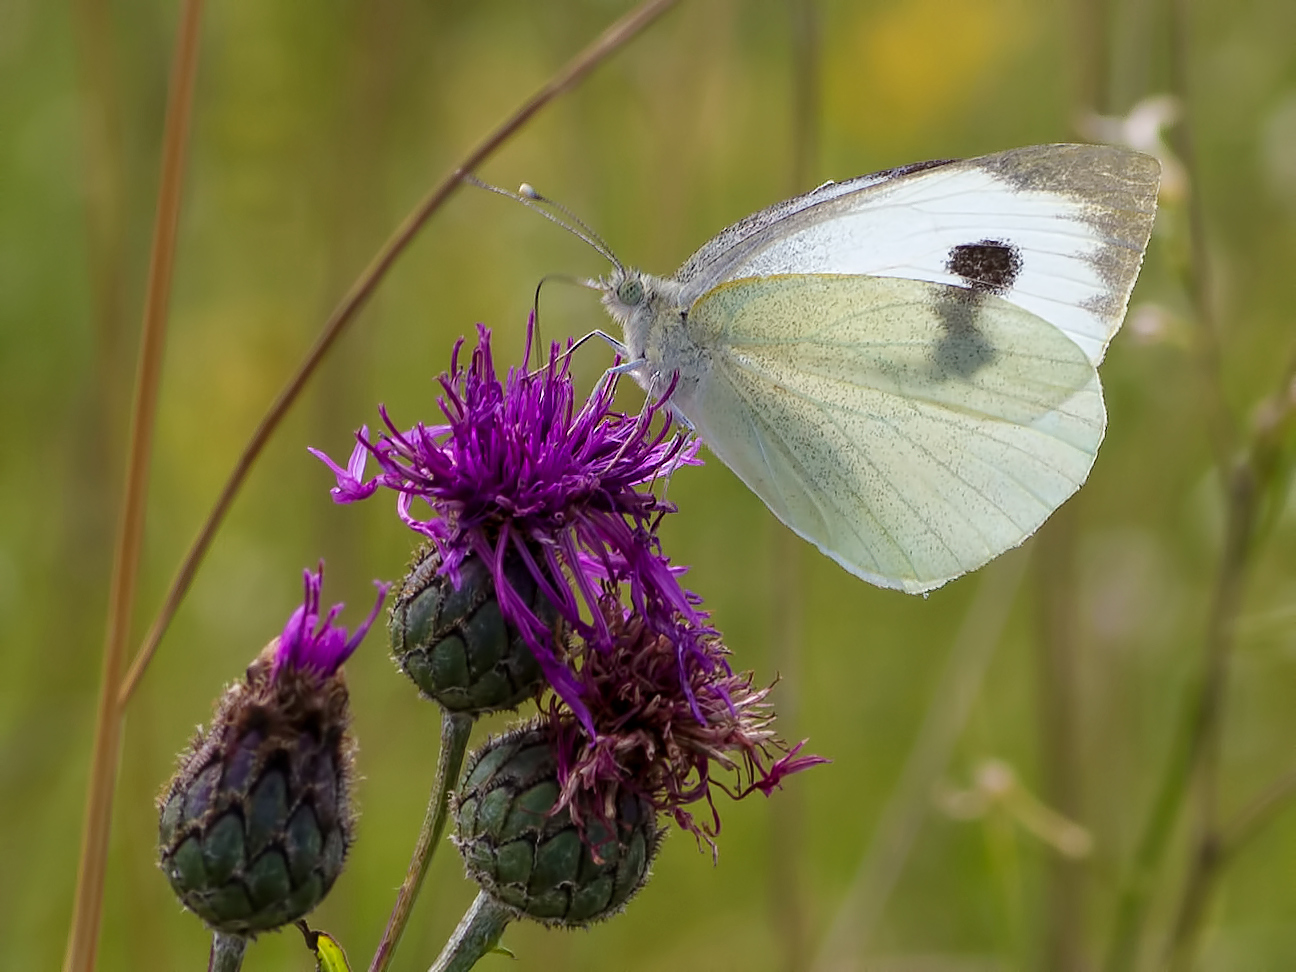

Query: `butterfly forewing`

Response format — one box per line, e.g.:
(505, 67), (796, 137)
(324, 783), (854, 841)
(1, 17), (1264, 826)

(677, 274), (1106, 593)
(674, 144), (1160, 366)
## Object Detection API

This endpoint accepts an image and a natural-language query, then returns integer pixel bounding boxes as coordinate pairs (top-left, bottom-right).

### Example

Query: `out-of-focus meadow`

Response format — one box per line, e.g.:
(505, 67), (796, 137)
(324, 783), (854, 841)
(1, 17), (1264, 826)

(6, 0), (1296, 968)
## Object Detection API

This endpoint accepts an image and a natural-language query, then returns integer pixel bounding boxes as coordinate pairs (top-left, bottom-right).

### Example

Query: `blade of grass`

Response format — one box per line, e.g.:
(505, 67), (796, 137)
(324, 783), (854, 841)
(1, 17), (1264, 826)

(117, 0), (683, 706)
(62, 2), (206, 970)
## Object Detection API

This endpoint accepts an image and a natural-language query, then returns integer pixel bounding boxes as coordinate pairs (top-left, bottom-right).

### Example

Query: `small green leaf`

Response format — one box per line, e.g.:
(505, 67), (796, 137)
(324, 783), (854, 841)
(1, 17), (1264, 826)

(296, 920), (352, 972)
(488, 944), (516, 958)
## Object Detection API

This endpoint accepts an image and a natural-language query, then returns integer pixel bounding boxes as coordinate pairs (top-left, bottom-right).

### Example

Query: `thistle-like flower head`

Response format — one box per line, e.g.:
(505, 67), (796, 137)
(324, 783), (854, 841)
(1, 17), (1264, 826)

(159, 563), (389, 934)
(312, 319), (704, 728)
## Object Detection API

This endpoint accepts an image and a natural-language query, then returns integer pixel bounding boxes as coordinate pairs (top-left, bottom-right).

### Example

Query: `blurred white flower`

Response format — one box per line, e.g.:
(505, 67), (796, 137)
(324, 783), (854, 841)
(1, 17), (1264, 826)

(1127, 302), (1178, 346)
(936, 758), (1094, 859)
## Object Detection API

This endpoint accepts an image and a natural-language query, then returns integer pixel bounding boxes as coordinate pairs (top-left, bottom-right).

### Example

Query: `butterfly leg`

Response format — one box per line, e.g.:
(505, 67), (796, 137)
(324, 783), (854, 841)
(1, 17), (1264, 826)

(590, 329), (630, 357)
(591, 345), (654, 402)
(643, 369), (695, 432)
(646, 427), (699, 507)
(527, 329), (632, 379)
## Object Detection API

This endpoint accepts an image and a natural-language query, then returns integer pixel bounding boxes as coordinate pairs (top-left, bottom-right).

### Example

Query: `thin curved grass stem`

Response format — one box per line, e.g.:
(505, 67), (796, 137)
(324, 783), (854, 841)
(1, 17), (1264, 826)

(369, 712), (475, 972)
(62, 3), (206, 970)
(1220, 765), (1296, 859)
(116, 0), (682, 706)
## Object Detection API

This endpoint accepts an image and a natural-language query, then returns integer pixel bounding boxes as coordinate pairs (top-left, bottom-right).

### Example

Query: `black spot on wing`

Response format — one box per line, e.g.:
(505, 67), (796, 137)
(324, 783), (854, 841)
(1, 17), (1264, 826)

(932, 285), (996, 380)
(946, 240), (1022, 296)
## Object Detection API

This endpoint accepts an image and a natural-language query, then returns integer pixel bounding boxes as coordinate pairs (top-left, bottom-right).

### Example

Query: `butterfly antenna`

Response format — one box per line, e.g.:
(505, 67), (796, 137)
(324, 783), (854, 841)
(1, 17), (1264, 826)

(518, 183), (622, 273)
(462, 173), (623, 271)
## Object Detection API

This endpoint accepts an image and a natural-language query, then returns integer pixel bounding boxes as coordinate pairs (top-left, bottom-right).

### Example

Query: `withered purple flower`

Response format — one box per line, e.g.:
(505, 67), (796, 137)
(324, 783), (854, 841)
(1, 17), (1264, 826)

(549, 592), (829, 853)
(311, 319), (703, 728)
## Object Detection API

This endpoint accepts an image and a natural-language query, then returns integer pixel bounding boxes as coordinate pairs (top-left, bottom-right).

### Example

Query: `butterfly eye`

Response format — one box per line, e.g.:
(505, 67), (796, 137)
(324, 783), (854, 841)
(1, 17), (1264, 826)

(617, 278), (645, 306)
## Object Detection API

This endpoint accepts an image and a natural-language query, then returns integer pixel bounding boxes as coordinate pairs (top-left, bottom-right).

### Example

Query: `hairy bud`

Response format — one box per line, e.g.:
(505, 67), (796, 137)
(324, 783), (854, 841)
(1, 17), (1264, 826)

(390, 549), (552, 714)
(453, 724), (661, 927)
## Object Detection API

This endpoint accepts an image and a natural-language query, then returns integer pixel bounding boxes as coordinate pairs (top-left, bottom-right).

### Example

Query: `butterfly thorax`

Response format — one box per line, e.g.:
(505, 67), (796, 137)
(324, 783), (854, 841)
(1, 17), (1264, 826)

(599, 269), (708, 403)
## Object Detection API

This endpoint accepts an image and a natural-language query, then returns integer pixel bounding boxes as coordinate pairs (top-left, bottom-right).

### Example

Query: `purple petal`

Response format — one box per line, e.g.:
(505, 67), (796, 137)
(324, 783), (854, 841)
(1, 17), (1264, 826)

(274, 563), (390, 678)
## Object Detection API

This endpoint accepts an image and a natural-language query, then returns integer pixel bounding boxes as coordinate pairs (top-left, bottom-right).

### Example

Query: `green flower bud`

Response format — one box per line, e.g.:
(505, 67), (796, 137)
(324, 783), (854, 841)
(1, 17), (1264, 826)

(390, 548), (553, 714)
(158, 643), (355, 934)
(453, 724), (661, 928)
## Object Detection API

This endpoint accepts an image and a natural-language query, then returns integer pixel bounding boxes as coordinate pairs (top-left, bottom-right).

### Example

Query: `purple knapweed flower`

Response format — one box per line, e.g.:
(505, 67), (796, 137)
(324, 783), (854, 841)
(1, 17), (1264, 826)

(159, 561), (387, 934)
(549, 592), (828, 855)
(274, 563), (390, 680)
(311, 319), (704, 728)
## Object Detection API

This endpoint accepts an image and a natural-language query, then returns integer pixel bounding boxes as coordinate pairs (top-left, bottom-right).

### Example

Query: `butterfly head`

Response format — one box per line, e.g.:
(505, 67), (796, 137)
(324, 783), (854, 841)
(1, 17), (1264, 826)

(597, 267), (658, 361)
(598, 267), (647, 314)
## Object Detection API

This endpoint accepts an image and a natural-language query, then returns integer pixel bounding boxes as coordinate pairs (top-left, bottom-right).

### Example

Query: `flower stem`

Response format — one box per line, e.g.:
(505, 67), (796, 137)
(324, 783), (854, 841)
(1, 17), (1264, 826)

(115, 0), (683, 706)
(369, 711), (475, 972)
(428, 892), (512, 972)
(61, 2), (205, 970)
(208, 933), (247, 972)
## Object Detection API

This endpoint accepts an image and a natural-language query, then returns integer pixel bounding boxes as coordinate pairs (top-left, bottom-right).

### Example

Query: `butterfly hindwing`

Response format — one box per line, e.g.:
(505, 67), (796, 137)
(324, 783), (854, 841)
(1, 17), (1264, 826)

(674, 274), (1106, 593)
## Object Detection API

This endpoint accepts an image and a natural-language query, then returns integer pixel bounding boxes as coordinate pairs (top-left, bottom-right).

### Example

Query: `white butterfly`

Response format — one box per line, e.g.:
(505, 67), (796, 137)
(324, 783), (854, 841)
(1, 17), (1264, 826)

(515, 144), (1161, 594)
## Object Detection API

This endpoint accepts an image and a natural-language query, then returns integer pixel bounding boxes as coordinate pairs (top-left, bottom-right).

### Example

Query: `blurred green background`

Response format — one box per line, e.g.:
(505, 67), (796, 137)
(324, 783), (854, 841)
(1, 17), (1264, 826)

(6, 0), (1296, 968)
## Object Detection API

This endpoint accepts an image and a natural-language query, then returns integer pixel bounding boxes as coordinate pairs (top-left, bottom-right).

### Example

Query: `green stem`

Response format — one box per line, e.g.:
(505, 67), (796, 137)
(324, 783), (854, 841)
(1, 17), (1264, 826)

(428, 892), (512, 972)
(369, 711), (475, 972)
(208, 933), (247, 972)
